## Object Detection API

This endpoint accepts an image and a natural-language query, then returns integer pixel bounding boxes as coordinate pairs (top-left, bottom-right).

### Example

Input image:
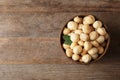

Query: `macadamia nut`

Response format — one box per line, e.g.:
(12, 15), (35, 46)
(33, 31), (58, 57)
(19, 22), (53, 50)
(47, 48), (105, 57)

(90, 53), (98, 59)
(80, 33), (89, 41)
(84, 41), (92, 51)
(78, 40), (84, 46)
(63, 44), (70, 50)
(66, 49), (73, 57)
(88, 47), (98, 55)
(78, 24), (83, 30)
(63, 28), (71, 35)
(89, 31), (99, 40)
(72, 54), (80, 61)
(93, 21), (102, 29)
(98, 46), (104, 54)
(82, 24), (92, 34)
(67, 21), (78, 30)
(70, 33), (79, 42)
(82, 54), (92, 63)
(97, 28), (106, 35)
(75, 30), (82, 35)
(83, 15), (95, 24)
(74, 16), (82, 23)
(96, 36), (105, 44)
(81, 49), (87, 56)
(105, 33), (109, 40)
(91, 41), (99, 47)
(70, 42), (77, 49)
(73, 45), (82, 54)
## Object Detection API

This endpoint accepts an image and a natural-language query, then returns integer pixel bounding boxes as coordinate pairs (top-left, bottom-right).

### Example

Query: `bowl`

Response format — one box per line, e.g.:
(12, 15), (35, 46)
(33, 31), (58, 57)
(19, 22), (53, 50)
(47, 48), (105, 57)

(60, 15), (110, 64)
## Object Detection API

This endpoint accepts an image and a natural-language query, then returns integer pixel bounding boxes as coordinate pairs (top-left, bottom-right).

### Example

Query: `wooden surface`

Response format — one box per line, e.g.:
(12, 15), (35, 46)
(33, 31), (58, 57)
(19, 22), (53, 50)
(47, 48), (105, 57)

(0, 0), (120, 80)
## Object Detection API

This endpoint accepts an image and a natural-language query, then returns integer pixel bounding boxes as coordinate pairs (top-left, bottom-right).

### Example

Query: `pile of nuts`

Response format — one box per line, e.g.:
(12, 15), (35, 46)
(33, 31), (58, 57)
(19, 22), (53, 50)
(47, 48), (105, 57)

(62, 15), (109, 63)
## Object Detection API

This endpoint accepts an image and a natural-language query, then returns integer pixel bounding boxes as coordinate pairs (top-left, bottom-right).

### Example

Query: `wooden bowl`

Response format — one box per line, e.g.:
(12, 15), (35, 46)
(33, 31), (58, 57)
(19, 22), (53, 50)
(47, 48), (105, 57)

(60, 15), (110, 64)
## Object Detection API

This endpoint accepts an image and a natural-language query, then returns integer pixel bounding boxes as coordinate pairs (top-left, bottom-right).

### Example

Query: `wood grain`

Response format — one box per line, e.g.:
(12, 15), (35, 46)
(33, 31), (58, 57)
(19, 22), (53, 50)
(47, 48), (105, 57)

(0, 0), (119, 80)
(0, 64), (119, 80)
(0, 0), (119, 13)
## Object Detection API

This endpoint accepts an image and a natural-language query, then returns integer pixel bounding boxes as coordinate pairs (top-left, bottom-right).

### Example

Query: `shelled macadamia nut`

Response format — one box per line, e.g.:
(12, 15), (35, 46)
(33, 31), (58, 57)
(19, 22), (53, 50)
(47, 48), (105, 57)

(72, 54), (80, 61)
(97, 27), (106, 35)
(78, 40), (84, 46)
(84, 41), (92, 51)
(63, 28), (71, 35)
(98, 46), (104, 54)
(73, 45), (82, 54)
(91, 41), (99, 47)
(70, 33), (79, 42)
(70, 42), (77, 49)
(82, 24), (92, 34)
(66, 49), (73, 57)
(67, 21), (78, 30)
(90, 53), (98, 59)
(96, 36), (105, 44)
(88, 47), (98, 55)
(80, 33), (89, 41)
(83, 15), (95, 24)
(63, 44), (70, 50)
(78, 24), (83, 30)
(82, 54), (92, 63)
(75, 30), (82, 35)
(74, 16), (82, 23)
(79, 58), (83, 62)
(81, 49), (87, 56)
(89, 31), (99, 40)
(105, 33), (109, 40)
(93, 21), (102, 29)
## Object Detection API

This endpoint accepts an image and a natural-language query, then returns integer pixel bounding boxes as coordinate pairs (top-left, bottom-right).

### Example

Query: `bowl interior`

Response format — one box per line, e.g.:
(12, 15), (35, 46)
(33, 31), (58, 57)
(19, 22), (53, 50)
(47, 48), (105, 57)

(60, 15), (110, 63)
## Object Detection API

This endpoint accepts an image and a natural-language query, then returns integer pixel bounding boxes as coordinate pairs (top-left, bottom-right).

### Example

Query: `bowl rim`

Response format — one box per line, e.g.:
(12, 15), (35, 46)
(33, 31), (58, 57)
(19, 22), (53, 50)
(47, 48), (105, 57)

(59, 14), (110, 64)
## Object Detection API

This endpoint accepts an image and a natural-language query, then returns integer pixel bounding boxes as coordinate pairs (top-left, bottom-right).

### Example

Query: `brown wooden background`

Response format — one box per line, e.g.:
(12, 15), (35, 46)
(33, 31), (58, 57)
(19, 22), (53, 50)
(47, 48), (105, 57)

(0, 0), (119, 80)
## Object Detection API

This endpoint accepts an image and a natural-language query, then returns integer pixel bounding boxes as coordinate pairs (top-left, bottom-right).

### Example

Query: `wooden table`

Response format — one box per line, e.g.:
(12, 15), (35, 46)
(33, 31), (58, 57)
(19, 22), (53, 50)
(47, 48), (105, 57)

(0, 0), (119, 80)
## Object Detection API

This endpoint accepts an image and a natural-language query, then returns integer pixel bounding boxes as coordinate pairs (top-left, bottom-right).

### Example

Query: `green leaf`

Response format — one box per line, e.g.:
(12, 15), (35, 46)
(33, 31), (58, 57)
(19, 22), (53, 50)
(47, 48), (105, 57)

(63, 35), (72, 45)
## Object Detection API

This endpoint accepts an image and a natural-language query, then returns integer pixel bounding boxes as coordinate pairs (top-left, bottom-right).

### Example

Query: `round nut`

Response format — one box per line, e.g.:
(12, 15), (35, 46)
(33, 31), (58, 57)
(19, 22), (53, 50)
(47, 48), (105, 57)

(81, 49), (87, 56)
(97, 28), (107, 35)
(74, 30), (82, 35)
(83, 15), (95, 24)
(72, 54), (80, 61)
(104, 33), (109, 40)
(63, 44), (70, 50)
(70, 42), (77, 49)
(74, 16), (82, 23)
(93, 21), (102, 29)
(91, 41), (99, 47)
(82, 24), (92, 34)
(70, 33), (79, 42)
(63, 28), (71, 35)
(98, 46), (104, 54)
(96, 36), (105, 44)
(66, 49), (73, 57)
(79, 58), (83, 62)
(67, 21), (78, 30)
(78, 24), (83, 30)
(89, 31), (99, 40)
(82, 54), (92, 63)
(80, 33), (89, 41)
(90, 53), (98, 59)
(84, 41), (92, 51)
(78, 40), (84, 46)
(73, 45), (82, 54)
(88, 47), (98, 55)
